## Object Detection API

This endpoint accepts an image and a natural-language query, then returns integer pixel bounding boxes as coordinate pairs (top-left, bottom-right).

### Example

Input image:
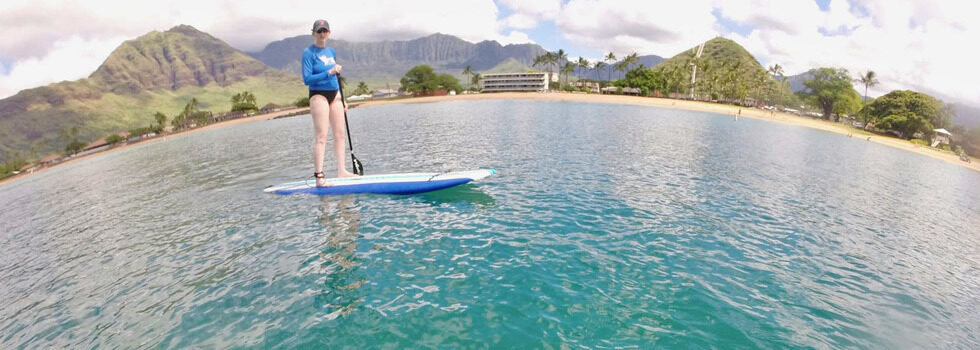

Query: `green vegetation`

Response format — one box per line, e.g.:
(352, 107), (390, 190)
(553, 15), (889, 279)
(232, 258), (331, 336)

(957, 128), (980, 158)
(295, 97), (310, 107)
(352, 82), (370, 96)
(650, 37), (797, 106)
(400, 65), (461, 94)
(482, 58), (531, 74)
(154, 112), (167, 130)
(231, 91), (258, 112)
(105, 134), (126, 145)
(605, 52), (617, 82)
(0, 25), (305, 163)
(621, 67), (667, 96)
(65, 141), (87, 155)
(170, 98), (213, 130)
(462, 66), (475, 92)
(0, 149), (30, 180)
(799, 68), (861, 120)
(862, 90), (951, 138)
(855, 70), (879, 104)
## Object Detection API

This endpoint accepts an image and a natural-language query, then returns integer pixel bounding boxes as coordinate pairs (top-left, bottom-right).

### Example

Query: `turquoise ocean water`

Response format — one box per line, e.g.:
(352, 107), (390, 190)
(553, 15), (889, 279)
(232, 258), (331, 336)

(1, 100), (978, 348)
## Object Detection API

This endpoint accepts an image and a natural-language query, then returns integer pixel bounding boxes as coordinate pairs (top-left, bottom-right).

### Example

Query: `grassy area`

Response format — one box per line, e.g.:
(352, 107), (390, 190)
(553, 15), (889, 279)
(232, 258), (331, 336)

(1, 75), (306, 163)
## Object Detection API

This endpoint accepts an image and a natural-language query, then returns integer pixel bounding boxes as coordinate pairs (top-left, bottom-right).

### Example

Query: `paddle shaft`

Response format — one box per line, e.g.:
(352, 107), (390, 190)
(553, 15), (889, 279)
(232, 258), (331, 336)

(337, 74), (354, 152)
(336, 74), (363, 175)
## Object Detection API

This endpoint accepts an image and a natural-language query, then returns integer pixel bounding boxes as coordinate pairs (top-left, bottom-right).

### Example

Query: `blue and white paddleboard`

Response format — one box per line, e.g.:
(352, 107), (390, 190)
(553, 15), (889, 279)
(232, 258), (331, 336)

(264, 169), (495, 195)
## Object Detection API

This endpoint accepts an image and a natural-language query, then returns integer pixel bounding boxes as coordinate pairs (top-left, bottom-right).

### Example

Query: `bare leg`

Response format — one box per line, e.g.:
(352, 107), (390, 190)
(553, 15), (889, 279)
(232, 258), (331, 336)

(311, 95), (330, 186)
(328, 94), (357, 178)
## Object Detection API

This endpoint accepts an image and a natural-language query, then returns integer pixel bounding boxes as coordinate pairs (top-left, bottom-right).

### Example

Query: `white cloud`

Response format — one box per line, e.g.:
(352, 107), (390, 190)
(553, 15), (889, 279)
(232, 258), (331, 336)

(0, 0), (526, 99)
(717, 0), (980, 106)
(494, 30), (535, 45)
(497, 0), (561, 21)
(557, 0), (719, 58)
(0, 35), (126, 99)
(3, 0), (979, 107)
(502, 13), (540, 29)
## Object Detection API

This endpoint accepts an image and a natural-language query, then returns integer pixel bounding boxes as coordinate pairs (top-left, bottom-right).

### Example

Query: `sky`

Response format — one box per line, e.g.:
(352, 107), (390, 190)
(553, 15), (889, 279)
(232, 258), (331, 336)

(1, 0), (978, 108)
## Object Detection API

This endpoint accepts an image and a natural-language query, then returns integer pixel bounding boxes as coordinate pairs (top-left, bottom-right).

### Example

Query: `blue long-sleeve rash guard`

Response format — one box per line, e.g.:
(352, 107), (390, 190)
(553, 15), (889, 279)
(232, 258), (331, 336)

(302, 45), (339, 91)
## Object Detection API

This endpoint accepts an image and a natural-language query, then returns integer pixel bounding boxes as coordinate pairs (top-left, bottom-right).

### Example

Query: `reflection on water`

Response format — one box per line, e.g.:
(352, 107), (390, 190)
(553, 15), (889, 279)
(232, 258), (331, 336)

(316, 195), (364, 320)
(0, 100), (978, 348)
(415, 184), (496, 207)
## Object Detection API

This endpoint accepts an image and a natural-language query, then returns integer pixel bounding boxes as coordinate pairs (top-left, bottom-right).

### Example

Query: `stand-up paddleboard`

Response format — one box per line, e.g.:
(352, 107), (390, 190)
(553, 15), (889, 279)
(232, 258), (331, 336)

(265, 169), (495, 195)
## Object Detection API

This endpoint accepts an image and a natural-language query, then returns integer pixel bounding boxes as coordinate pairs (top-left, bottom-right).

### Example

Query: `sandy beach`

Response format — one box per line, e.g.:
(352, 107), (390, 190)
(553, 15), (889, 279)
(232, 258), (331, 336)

(355, 92), (980, 173)
(2, 92), (977, 187)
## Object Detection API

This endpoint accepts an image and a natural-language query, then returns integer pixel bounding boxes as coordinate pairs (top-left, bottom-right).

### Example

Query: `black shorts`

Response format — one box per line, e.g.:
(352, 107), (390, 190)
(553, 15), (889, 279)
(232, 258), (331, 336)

(309, 90), (338, 104)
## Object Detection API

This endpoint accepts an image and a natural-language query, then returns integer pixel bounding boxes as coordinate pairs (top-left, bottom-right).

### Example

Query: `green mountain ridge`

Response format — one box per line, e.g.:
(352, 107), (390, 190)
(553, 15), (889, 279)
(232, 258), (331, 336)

(248, 33), (549, 88)
(0, 25), (305, 163)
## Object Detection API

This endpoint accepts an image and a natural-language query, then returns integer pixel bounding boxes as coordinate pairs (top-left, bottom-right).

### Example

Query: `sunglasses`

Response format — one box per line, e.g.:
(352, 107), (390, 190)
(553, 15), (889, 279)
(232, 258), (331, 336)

(316, 29), (329, 34)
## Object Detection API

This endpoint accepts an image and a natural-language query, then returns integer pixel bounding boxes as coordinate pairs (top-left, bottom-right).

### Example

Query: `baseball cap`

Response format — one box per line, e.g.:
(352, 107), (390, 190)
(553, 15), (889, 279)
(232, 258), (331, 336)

(312, 19), (330, 32)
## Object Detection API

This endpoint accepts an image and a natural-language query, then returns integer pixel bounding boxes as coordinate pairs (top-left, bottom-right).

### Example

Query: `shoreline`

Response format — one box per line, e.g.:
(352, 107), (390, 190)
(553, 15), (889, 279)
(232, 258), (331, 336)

(2, 92), (977, 187)
(0, 107), (310, 187)
(354, 92), (979, 173)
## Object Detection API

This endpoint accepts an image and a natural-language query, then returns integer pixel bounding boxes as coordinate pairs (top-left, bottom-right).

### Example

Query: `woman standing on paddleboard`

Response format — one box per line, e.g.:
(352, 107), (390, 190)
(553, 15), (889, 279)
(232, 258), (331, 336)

(303, 19), (358, 187)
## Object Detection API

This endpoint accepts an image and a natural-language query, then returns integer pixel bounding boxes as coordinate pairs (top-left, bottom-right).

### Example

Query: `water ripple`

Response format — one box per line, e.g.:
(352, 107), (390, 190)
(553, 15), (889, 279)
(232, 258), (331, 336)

(1, 100), (978, 348)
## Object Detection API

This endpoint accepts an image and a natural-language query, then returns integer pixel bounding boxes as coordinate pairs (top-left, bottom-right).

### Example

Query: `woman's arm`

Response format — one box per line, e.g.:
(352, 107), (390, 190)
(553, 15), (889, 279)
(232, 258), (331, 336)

(302, 51), (330, 86)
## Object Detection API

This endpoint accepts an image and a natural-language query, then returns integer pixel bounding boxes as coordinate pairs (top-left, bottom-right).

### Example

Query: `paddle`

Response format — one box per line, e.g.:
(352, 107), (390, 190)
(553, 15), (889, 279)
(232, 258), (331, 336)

(337, 74), (364, 175)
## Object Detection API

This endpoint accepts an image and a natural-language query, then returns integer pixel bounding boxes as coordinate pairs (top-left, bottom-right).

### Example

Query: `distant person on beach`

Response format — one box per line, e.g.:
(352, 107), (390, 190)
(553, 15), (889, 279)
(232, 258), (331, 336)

(303, 19), (357, 186)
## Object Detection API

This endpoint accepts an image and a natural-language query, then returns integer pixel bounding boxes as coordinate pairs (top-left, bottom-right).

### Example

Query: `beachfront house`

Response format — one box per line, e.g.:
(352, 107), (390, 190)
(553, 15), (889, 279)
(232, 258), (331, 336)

(479, 72), (553, 92)
(372, 89), (400, 99)
(260, 103), (282, 114)
(572, 81), (600, 93)
(932, 128), (952, 148)
(39, 154), (61, 166)
(17, 163), (36, 174)
(601, 86), (641, 95)
(79, 138), (110, 156)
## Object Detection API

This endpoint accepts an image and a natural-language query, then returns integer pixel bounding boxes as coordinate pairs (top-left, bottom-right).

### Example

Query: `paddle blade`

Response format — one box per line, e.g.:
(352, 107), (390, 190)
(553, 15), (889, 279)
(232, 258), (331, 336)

(351, 154), (364, 175)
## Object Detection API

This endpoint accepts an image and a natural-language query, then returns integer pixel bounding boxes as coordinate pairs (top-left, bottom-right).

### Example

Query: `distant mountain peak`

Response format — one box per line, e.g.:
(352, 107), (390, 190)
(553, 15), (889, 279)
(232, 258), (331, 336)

(89, 24), (272, 93)
(0, 25), (301, 163)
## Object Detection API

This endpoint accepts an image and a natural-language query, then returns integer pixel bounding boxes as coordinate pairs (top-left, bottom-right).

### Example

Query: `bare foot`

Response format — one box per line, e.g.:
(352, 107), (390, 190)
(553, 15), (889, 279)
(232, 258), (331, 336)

(315, 172), (329, 187)
(338, 170), (359, 178)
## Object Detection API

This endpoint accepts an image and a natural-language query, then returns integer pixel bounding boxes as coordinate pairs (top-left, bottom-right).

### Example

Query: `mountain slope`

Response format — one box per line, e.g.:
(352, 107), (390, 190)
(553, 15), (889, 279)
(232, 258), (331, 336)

(249, 33), (548, 86)
(0, 25), (305, 163)
(650, 37), (795, 103)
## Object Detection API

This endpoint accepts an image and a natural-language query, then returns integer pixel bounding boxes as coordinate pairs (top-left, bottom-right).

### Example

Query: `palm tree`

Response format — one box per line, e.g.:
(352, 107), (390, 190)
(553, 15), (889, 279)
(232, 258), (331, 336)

(594, 61), (606, 93)
(561, 62), (575, 90)
(154, 112), (167, 130)
(576, 57), (590, 92)
(576, 57), (589, 76)
(356, 82), (370, 95)
(462, 65), (474, 92)
(555, 49), (568, 89)
(604, 52), (616, 81)
(766, 64), (784, 105)
(535, 52), (558, 89)
(856, 70), (879, 103)
(614, 60), (628, 79)
(622, 52), (639, 72)
(767, 64), (784, 78)
(533, 54), (547, 71)
(472, 73), (481, 91)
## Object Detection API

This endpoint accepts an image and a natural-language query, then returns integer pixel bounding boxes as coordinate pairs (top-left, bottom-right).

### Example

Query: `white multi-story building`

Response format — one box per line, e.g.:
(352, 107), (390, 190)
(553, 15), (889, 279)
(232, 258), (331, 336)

(479, 72), (554, 92)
